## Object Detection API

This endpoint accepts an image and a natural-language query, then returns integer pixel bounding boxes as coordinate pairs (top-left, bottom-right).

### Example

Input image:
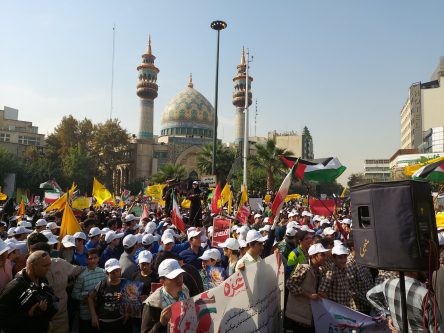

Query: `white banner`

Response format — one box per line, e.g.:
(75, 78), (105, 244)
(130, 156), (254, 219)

(248, 198), (263, 212)
(311, 298), (391, 333)
(169, 252), (285, 333)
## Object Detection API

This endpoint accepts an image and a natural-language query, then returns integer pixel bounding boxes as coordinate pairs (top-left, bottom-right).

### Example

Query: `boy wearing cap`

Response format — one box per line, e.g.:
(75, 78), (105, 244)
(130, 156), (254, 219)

(219, 238), (240, 277)
(86, 227), (102, 251)
(318, 244), (357, 310)
(179, 229), (204, 270)
(235, 230), (268, 272)
(72, 248), (106, 333)
(198, 249), (221, 291)
(99, 231), (123, 268)
(119, 234), (138, 280)
(88, 259), (130, 332)
(73, 232), (88, 266)
(141, 259), (189, 333)
(285, 243), (330, 332)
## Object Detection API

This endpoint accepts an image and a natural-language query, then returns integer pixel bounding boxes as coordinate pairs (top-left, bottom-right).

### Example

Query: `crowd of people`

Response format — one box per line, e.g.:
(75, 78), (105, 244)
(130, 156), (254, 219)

(0, 183), (443, 333)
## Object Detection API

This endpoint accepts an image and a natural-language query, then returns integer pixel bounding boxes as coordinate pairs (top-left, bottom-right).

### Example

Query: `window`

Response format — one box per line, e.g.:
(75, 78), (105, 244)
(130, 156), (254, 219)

(0, 133), (10, 142)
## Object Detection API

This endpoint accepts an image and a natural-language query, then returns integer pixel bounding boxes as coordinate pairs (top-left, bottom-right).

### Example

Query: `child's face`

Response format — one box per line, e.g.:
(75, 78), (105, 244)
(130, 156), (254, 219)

(87, 254), (99, 268)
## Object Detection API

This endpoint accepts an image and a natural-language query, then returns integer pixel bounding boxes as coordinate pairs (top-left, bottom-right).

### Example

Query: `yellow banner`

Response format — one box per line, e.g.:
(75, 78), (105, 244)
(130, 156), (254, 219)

(145, 184), (166, 200)
(285, 194), (301, 202)
(181, 199), (191, 209)
(264, 194), (271, 203)
(72, 197), (91, 210)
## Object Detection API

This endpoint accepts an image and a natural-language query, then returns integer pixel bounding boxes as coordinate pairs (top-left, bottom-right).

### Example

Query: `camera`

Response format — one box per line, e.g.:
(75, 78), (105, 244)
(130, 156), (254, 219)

(19, 282), (59, 317)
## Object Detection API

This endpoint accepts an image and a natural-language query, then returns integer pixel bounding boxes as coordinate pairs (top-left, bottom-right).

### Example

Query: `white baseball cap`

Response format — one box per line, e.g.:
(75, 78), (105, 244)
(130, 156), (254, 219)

(101, 227), (110, 235)
(300, 225), (315, 233)
(61, 235), (76, 248)
(313, 215), (321, 222)
(104, 258), (121, 272)
(158, 258), (185, 279)
(161, 234), (175, 245)
(437, 233), (444, 246)
(138, 250), (153, 264)
(20, 221), (32, 229)
(308, 243), (331, 256)
(320, 219), (331, 226)
(46, 222), (60, 230)
(88, 227), (102, 238)
(136, 234), (143, 244)
(287, 221), (300, 230)
(333, 240), (343, 247)
(285, 227), (297, 237)
(125, 214), (136, 223)
(0, 239), (10, 256)
(142, 234), (155, 246)
(145, 221), (157, 234)
(288, 211), (297, 218)
(123, 234), (137, 248)
(218, 238), (240, 251)
(207, 226), (214, 238)
(322, 227), (335, 236)
(188, 229), (202, 241)
(301, 211), (313, 217)
(14, 226), (32, 235)
(105, 231), (124, 244)
(199, 249), (221, 261)
(254, 213), (262, 219)
(73, 231), (87, 241)
(7, 228), (16, 237)
(245, 230), (268, 244)
(4, 240), (16, 254)
(164, 229), (179, 238)
(42, 231), (59, 245)
(341, 218), (352, 225)
(332, 244), (350, 256)
(259, 225), (271, 233)
(238, 239), (247, 248)
(35, 219), (48, 227)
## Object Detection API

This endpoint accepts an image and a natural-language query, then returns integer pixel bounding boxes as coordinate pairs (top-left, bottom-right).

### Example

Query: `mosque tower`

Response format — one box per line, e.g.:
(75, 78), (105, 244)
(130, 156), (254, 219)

(136, 36), (159, 140)
(232, 47), (253, 147)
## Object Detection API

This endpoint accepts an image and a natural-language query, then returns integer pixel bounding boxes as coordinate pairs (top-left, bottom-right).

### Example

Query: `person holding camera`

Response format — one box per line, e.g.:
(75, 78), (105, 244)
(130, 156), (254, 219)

(0, 250), (57, 333)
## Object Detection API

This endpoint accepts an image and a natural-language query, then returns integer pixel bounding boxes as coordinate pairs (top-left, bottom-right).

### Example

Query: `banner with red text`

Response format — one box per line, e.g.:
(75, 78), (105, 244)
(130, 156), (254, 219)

(169, 252), (285, 333)
(211, 218), (231, 247)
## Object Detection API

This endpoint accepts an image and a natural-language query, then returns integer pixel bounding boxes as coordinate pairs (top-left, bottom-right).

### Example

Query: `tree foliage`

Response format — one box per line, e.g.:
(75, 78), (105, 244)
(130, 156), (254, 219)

(347, 173), (366, 188)
(197, 143), (236, 183)
(151, 163), (187, 183)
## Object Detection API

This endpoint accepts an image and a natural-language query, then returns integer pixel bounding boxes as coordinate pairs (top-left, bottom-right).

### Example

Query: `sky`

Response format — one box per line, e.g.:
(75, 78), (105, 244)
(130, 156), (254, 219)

(0, 0), (443, 185)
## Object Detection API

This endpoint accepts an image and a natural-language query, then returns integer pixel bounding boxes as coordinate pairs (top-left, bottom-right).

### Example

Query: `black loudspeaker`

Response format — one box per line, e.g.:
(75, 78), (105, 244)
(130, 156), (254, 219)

(350, 180), (439, 271)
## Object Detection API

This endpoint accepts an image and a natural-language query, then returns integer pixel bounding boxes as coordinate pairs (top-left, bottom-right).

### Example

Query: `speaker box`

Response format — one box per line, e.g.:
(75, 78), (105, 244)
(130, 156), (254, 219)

(350, 180), (438, 271)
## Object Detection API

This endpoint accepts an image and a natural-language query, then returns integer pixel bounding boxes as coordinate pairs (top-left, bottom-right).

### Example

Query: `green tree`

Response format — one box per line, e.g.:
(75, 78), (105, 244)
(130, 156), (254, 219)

(197, 143), (236, 183)
(0, 148), (21, 187)
(347, 173), (366, 188)
(151, 163), (187, 183)
(250, 139), (293, 191)
(62, 144), (97, 192)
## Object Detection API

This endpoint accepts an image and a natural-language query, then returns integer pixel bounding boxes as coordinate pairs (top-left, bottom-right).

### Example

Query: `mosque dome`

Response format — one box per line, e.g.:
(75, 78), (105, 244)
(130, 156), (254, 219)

(160, 75), (214, 138)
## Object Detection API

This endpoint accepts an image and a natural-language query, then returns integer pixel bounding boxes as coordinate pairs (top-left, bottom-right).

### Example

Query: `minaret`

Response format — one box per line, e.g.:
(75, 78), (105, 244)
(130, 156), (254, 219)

(232, 47), (253, 145)
(136, 36), (159, 141)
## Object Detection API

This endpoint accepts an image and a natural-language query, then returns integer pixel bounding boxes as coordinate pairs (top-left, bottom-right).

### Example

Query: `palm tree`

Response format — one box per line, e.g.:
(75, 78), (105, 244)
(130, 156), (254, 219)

(151, 163), (187, 183)
(197, 143), (235, 183)
(250, 139), (293, 191)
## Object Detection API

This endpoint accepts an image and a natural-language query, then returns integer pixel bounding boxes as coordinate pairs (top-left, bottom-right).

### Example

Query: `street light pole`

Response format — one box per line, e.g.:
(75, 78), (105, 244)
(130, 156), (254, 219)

(243, 49), (252, 188)
(210, 20), (227, 177)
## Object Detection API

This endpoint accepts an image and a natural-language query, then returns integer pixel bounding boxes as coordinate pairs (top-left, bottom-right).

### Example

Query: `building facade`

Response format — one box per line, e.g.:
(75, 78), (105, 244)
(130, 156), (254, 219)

(363, 159), (390, 182)
(400, 57), (444, 150)
(0, 106), (45, 157)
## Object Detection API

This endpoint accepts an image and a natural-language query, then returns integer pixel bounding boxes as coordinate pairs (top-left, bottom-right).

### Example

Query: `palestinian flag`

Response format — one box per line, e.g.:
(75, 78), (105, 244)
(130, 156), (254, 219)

(270, 164), (295, 221)
(412, 159), (444, 182)
(279, 156), (346, 183)
(171, 193), (185, 232)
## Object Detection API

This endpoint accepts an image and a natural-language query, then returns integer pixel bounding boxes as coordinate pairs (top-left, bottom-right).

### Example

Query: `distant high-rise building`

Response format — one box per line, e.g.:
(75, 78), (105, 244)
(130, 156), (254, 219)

(363, 159), (390, 182)
(400, 57), (444, 150)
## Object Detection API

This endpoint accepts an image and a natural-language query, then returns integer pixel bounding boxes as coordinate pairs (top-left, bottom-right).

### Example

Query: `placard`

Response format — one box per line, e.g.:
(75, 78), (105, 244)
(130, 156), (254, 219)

(211, 217), (231, 247)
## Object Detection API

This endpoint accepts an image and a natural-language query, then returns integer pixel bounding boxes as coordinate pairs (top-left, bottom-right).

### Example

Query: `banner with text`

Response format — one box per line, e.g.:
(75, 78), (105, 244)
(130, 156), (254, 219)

(311, 298), (390, 333)
(169, 252), (285, 333)
(211, 218), (231, 247)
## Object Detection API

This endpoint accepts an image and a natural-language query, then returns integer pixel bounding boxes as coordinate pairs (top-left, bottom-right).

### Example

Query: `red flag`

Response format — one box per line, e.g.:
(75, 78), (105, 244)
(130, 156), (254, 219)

(141, 204), (149, 220)
(211, 184), (221, 214)
(236, 205), (250, 225)
(308, 198), (336, 217)
(270, 165), (295, 220)
(171, 194), (185, 232)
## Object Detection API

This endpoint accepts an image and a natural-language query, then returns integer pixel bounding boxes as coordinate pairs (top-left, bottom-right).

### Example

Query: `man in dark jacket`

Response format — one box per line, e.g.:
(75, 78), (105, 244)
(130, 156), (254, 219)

(187, 181), (202, 227)
(0, 250), (56, 333)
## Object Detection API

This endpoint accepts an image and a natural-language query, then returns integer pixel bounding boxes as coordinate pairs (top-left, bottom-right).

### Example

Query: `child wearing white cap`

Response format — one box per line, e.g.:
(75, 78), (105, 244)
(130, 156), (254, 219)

(219, 238), (240, 277)
(198, 249), (222, 291)
(141, 259), (189, 332)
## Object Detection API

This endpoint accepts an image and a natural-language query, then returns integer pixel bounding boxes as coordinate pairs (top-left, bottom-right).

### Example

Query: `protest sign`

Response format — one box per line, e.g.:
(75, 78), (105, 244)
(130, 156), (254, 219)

(201, 175), (217, 187)
(169, 252), (284, 333)
(211, 217), (231, 247)
(311, 298), (390, 333)
(120, 280), (144, 317)
(206, 266), (225, 289)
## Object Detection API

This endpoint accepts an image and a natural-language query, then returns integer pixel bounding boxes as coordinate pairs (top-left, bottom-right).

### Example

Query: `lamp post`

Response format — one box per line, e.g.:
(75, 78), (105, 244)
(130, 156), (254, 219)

(210, 20), (227, 176)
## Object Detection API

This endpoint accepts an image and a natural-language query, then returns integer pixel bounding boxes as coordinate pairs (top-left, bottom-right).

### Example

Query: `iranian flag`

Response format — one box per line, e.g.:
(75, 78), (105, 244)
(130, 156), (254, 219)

(172, 193), (185, 232)
(280, 156), (346, 183)
(44, 191), (61, 204)
(271, 164), (295, 221)
(412, 159), (444, 182)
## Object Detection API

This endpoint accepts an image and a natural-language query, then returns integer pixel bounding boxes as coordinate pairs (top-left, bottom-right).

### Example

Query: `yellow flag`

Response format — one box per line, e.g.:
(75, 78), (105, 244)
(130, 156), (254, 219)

(340, 187), (348, 199)
(404, 156), (444, 176)
(239, 184), (248, 208)
(17, 198), (25, 222)
(284, 193), (301, 203)
(92, 177), (112, 205)
(119, 198), (124, 208)
(58, 201), (81, 249)
(437, 212), (444, 229)
(220, 183), (231, 206)
(181, 199), (191, 209)
(264, 194), (271, 203)
(45, 183), (76, 212)
(227, 190), (233, 214)
(72, 197), (91, 210)
(145, 184), (166, 200)
(0, 192), (7, 201)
